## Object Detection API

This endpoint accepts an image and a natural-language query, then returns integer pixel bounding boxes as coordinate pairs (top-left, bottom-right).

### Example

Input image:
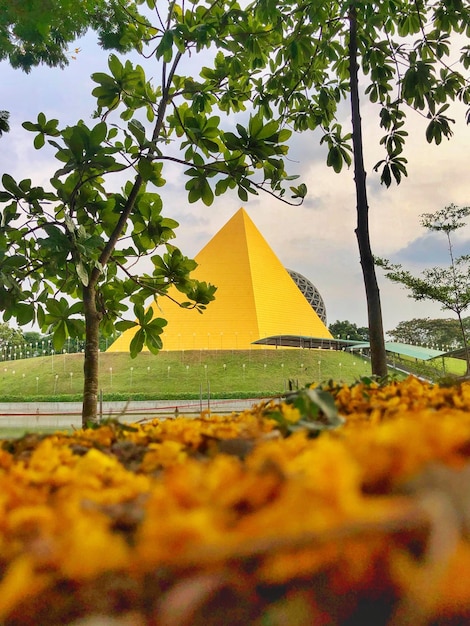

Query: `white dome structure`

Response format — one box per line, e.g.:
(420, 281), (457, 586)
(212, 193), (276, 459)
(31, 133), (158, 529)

(287, 269), (327, 325)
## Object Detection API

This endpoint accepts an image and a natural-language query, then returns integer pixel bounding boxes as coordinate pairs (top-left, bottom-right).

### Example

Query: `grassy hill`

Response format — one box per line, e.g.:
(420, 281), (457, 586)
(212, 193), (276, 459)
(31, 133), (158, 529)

(0, 348), (383, 401)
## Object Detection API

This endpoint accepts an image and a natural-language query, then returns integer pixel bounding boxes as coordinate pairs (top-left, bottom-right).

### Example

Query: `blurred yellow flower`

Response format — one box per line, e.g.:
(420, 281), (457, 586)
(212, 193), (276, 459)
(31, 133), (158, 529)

(0, 376), (470, 623)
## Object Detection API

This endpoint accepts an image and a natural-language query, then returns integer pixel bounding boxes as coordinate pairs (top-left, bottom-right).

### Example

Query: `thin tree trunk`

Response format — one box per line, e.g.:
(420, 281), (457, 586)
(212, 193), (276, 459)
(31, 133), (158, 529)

(348, 4), (388, 377)
(78, 53), (184, 424)
(82, 283), (101, 424)
(456, 311), (470, 376)
(446, 231), (470, 375)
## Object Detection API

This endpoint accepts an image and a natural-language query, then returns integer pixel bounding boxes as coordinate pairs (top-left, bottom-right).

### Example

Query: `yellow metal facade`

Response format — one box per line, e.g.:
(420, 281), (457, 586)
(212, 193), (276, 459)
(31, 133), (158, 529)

(108, 208), (332, 352)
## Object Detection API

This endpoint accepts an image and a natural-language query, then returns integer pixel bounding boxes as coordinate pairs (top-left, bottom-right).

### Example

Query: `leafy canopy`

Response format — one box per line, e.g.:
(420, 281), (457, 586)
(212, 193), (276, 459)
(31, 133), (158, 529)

(387, 317), (470, 349)
(329, 320), (369, 341)
(0, 0), (149, 72)
(246, 0), (470, 186)
(0, 0), (306, 360)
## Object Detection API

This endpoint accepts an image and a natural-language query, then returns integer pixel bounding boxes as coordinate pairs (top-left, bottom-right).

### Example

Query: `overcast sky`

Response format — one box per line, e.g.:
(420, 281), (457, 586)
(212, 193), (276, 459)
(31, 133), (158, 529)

(1, 31), (469, 337)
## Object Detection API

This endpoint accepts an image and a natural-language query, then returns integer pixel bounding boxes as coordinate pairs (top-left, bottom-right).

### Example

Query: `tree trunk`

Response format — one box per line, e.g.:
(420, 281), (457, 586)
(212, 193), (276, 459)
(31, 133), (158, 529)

(446, 231), (470, 376)
(456, 311), (470, 376)
(348, 4), (388, 377)
(82, 283), (101, 424)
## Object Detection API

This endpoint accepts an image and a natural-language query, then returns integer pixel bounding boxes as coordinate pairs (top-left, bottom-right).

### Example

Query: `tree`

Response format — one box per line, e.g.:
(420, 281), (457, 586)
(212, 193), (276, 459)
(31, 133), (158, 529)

(248, 0), (470, 377)
(0, 1), (305, 423)
(329, 320), (369, 341)
(0, 1), (149, 138)
(387, 317), (468, 348)
(377, 204), (470, 371)
(0, 0), (147, 72)
(0, 322), (25, 349)
(23, 331), (43, 345)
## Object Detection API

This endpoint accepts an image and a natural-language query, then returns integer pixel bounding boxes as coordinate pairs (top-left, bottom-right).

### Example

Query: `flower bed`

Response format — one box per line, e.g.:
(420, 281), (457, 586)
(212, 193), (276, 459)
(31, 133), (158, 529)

(1, 376), (470, 625)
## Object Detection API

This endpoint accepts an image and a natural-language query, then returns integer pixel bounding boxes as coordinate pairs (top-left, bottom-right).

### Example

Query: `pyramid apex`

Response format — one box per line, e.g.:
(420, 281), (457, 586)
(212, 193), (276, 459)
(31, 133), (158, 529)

(233, 207), (254, 224)
(223, 207), (253, 229)
(235, 207), (248, 216)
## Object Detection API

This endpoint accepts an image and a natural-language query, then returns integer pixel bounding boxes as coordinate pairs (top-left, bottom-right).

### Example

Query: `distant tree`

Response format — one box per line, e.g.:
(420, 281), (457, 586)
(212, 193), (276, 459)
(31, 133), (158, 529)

(0, 322), (25, 349)
(22, 331), (43, 345)
(329, 320), (369, 341)
(387, 317), (468, 349)
(0, 1), (305, 423)
(377, 204), (470, 372)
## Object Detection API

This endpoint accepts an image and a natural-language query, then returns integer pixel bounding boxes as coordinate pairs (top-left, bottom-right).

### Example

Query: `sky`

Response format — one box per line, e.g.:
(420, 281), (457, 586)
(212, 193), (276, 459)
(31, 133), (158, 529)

(1, 28), (469, 338)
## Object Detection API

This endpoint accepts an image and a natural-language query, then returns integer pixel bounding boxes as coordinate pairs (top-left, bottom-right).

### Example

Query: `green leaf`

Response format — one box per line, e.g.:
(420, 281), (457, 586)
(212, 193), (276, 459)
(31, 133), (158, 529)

(108, 54), (123, 78)
(326, 146), (342, 173)
(128, 119), (146, 145)
(0, 191), (13, 202)
(138, 159), (154, 182)
(15, 303), (35, 325)
(144, 317), (167, 354)
(37, 306), (45, 330)
(381, 163), (392, 187)
(238, 185), (248, 202)
(201, 180), (214, 206)
(90, 121), (107, 146)
(33, 133), (45, 149)
(52, 321), (67, 352)
(290, 183), (307, 199)
(129, 328), (145, 358)
(68, 301), (83, 316)
(156, 30), (174, 63)
(22, 121), (37, 132)
(277, 129), (292, 143)
(76, 261), (89, 286)
(256, 120), (279, 139)
(2, 174), (23, 197)
(115, 320), (138, 332)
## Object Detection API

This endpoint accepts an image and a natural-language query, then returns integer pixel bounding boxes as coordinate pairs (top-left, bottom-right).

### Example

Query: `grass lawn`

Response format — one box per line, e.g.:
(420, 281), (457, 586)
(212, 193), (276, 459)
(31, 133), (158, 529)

(0, 348), (380, 401)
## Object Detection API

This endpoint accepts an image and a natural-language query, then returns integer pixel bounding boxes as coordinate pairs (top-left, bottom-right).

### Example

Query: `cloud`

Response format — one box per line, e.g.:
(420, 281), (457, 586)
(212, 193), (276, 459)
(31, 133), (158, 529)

(392, 232), (470, 266)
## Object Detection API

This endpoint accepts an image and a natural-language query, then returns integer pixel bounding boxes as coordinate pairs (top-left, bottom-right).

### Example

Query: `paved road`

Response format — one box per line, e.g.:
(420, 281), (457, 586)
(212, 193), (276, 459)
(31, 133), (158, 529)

(0, 398), (269, 430)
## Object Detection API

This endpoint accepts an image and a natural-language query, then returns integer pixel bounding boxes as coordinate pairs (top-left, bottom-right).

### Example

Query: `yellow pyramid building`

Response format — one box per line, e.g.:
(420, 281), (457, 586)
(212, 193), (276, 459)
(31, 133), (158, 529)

(108, 208), (332, 352)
